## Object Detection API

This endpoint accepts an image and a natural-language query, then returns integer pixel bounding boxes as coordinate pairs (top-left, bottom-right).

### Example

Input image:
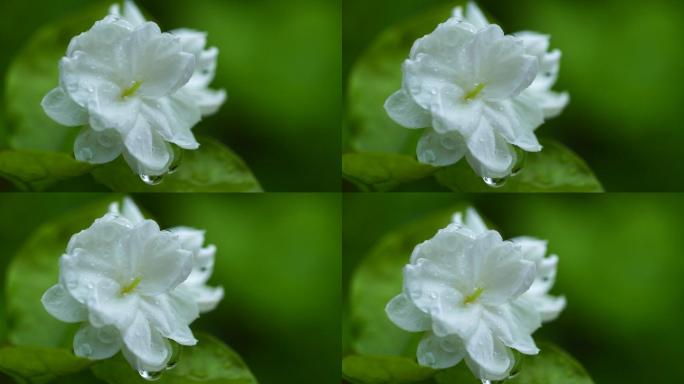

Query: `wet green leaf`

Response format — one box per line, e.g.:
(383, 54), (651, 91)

(4, 4), (109, 151)
(91, 333), (258, 384)
(434, 140), (603, 192)
(505, 342), (594, 384)
(91, 137), (261, 192)
(342, 153), (437, 192)
(342, 355), (436, 384)
(0, 346), (91, 384)
(5, 200), (112, 348)
(0, 149), (93, 191)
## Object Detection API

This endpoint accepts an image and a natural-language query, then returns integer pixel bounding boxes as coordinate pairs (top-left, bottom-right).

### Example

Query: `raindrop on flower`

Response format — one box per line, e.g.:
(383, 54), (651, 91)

(140, 173), (165, 185)
(138, 370), (163, 381)
(482, 176), (507, 188)
(423, 150), (436, 163)
(78, 148), (94, 162)
(511, 147), (527, 176)
(166, 342), (182, 370)
(81, 343), (92, 357)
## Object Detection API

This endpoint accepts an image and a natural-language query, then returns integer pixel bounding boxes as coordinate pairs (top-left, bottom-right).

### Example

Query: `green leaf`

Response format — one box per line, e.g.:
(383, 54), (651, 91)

(0, 149), (93, 191)
(90, 333), (258, 384)
(5, 200), (112, 347)
(4, 4), (109, 151)
(342, 355), (436, 384)
(345, 5), (457, 154)
(91, 137), (261, 192)
(343, 153), (437, 191)
(347, 209), (464, 356)
(504, 342), (594, 384)
(0, 346), (91, 384)
(434, 140), (603, 192)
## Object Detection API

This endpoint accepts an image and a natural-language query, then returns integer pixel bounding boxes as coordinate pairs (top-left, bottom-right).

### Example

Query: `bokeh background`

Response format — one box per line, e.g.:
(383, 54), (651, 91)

(343, 0), (684, 191)
(343, 194), (684, 383)
(0, 194), (341, 383)
(0, 0), (341, 191)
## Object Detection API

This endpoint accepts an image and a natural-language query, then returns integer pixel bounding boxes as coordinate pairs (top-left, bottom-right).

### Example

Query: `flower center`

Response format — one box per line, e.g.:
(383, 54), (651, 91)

(120, 81), (142, 99)
(120, 276), (142, 295)
(463, 83), (485, 101)
(463, 287), (484, 304)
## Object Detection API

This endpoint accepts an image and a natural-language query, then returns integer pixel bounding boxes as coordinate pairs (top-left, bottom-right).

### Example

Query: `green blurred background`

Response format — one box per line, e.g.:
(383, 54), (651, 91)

(343, 0), (684, 191)
(0, 0), (341, 191)
(0, 194), (341, 383)
(343, 194), (684, 383)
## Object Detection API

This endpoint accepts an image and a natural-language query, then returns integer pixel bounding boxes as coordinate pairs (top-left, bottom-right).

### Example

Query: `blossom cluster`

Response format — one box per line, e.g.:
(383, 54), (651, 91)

(386, 208), (565, 380)
(41, 198), (224, 373)
(41, 1), (226, 178)
(385, 2), (568, 181)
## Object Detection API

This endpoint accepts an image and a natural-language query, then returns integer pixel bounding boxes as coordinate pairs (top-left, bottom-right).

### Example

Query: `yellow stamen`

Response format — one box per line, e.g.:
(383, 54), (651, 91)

(120, 276), (142, 295)
(463, 83), (485, 101)
(121, 81), (142, 98)
(464, 287), (484, 304)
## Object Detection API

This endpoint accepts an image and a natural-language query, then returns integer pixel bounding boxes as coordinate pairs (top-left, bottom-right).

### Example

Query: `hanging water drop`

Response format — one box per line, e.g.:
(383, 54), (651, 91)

(482, 176), (507, 188)
(166, 343), (182, 370)
(140, 173), (165, 185)
(168, 147), (184, 175)
(138, 370), (162, 381)
(480, 380), (491, 384)
(511, 147), (527, 176)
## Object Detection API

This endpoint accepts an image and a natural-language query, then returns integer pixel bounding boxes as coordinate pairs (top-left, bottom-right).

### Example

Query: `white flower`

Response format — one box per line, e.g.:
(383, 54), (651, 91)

(109, 1), (227, 115)
(41, 198), (223, 373)
(385, 2), (568, 180)
(106, 198), (225, 313)
(41, 1), (225, 177)
(386, 208), (565, 380)
(451, 208), (566, 321)
(452, 2), (569, 119)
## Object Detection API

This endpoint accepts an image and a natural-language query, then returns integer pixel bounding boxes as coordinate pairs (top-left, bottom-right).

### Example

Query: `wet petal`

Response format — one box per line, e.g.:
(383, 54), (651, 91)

(41, 88), (88, 127)
(73, 324), (121, 360)
(384, 90), (431, 129)
(385, 293), (431, 332)
(41, 284), (87, 323)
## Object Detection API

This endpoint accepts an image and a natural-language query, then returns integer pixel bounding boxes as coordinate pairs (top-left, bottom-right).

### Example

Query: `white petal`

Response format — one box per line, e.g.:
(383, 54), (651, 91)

(526, 89), (569, 119)
(140, 290), (198, 345)
(384, 90), (431, 129)
(74, 128), (123, 164)
(41, 88), (88, 126)
(122, 313), (171, 369)
(87, 279), (139, 330)
(477, 241), (536, 305)
(466, 119), (515, 176)
(416, 129), (466, 166)
(183, 87), (227, 116)
(124, 220), (193, 295)
(464, 207), (488, 234)
(531, 294), (566, 322)
(126, 23), (195, 98)
(121, 197), (145, 224)
(385, 293), (431, 332)
(141, 93), (201, 150)
(483, 98), (542, 152)
(511, 236), (548, 265)
(123, 117), (173, 174)
(464, 2), (489, 30)
(465, 322), (514, 380)
(110, 0), (147, 27)
(431, 295), (482, 339)
(183, 284), (224, 313)
(403, 259), (460, 313)
(463, 26), (537, 100)
(73, 324), (121, 360)
(482, 301), (540, 354)
(430, 85), (483, 135)
(87, 84), (141, 133)
(41, 284), (87, 323)
(417, 332), (466, 369)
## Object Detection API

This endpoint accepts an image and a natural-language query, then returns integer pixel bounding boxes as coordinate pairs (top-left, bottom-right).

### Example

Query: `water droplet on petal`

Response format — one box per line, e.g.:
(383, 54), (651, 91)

(78, 148), (93, 162)
(481, 380), (491, 384)
(166, 343), (182, 370)
(81, 343), (92, 357)
(482, 176), (507, 188)
(140, 174), (165, 185)
(440, 136), (458, 150)
(168, 148), (184, 175)
(423, 352), (436, 366)
(423, 150), (436, 163)
(138, 370), (162, 381)
(440, 338), (456, 352)
(511, 148), (527, 176)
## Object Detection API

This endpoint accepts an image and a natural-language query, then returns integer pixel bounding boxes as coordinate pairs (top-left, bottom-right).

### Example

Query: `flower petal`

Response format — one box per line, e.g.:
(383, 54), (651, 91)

(126, 23), (195, 98)
(87, 84), (141, 133)
(124, 220), (193, 295)
(141, 93), (200, 150)
(122, 313), (171, 369)
(140, 290), (198, 345)
(385, 293), (431, 332)
(41, 88), (88, 127)
(384, 90), (431, 129)
(182, 284), (224, 313)
(482, 301), (540, 354)
(183, 87), (227, 116)
(74, 127), (123, 164)
(416, 129), (466, 166)
(73, 324), (121, 360)
(466, 119), (516, 177)
(123, 117), (173, 175)
(87, 278), (139, 330)
(41, 284), (87, 323)
(477, 240), (536, 306)
(465, 322), (514, 380)
(417, 332), (466, 369)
